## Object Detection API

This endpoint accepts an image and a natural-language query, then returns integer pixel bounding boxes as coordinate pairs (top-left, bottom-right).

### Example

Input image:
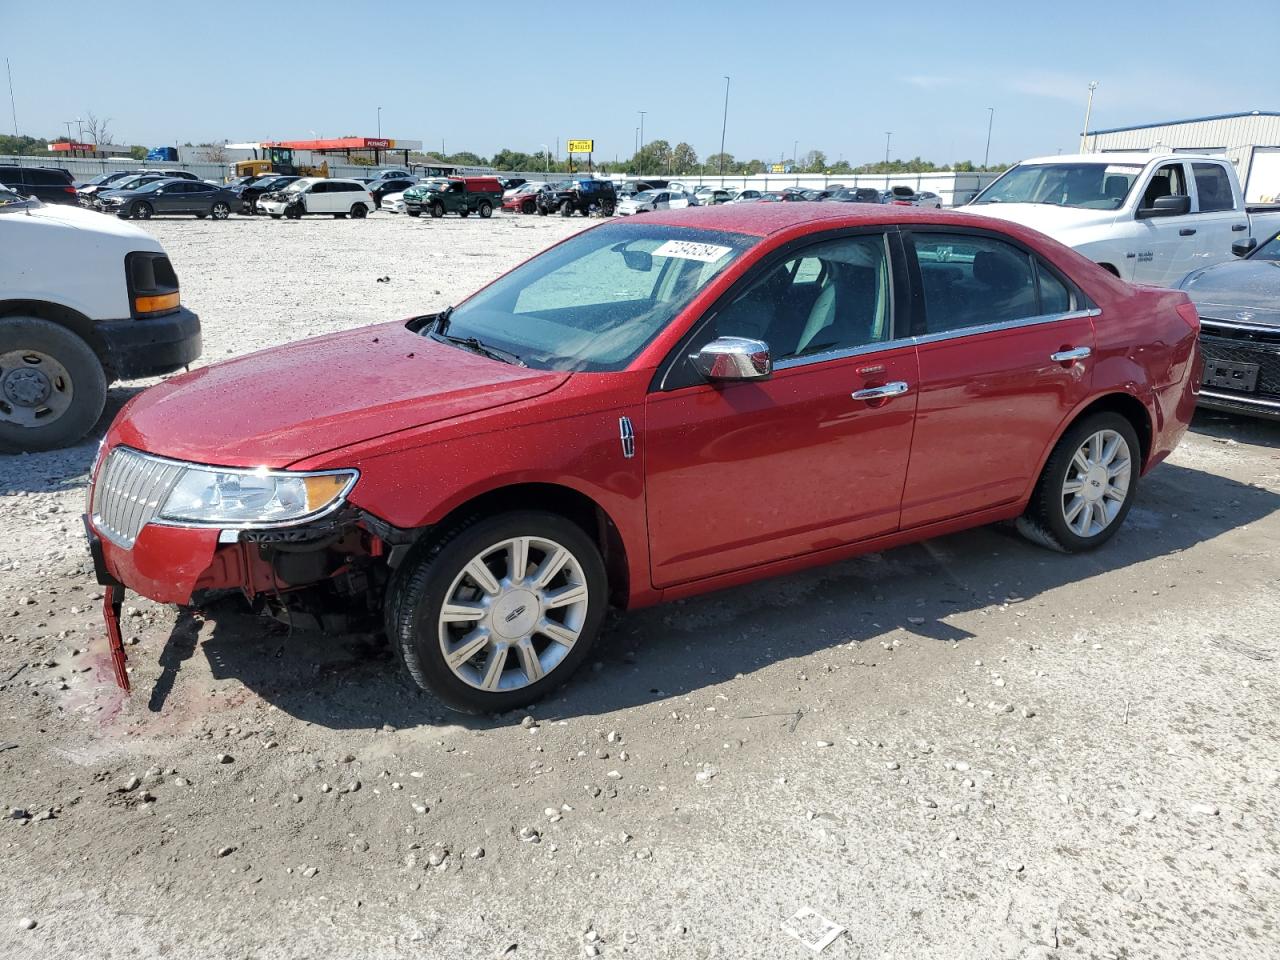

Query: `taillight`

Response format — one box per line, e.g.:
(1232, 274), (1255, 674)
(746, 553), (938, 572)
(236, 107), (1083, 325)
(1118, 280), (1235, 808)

(64, 185), (77, 194)
(1175, 301), (1200, 330)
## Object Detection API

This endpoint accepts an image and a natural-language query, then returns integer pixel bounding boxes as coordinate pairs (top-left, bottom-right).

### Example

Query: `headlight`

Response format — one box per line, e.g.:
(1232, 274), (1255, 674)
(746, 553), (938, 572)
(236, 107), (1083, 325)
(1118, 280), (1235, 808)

(158, 465), (358, 526)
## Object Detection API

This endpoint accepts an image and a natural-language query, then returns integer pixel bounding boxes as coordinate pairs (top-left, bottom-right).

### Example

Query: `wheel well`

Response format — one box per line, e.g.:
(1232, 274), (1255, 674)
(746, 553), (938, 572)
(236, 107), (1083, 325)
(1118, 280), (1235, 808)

(427, 483), (630, 607)
(1097, 262), (1120, 277)
(1074, 392), (1152, 465)
(0, 300), (108, 370)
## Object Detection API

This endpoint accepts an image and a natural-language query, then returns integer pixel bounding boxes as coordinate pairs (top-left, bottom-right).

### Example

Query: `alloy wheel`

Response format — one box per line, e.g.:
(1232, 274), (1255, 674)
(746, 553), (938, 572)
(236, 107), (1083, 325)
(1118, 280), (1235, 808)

(1061, 428), (1131, 538)
(437, 536), (589, 692)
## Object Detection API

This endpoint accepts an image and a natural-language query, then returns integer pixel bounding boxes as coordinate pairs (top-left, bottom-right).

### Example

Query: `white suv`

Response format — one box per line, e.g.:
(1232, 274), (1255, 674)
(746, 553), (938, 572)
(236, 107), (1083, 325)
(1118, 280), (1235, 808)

(259, 178), (375, 219)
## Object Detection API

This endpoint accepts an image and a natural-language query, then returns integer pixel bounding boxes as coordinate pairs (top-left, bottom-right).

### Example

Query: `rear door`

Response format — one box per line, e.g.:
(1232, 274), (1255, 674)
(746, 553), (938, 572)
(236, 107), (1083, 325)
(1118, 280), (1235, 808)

(186, 182), (216, 214)
(1189, 161), (1249, 269)
(898, 228), (1096, 528)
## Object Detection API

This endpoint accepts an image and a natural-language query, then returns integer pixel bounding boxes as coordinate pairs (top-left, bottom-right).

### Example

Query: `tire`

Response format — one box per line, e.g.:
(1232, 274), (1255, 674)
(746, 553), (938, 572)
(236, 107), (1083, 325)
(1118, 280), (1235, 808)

(1017, 412), (1140, 553)
(408, 210), (421, 218)
(350, 204), (367, 219)
(131, 201), (153, 220)
(430, 202), (444, 219)
(285, 203), (303, 220)
(537, 205), (548, 216)
(559, 200), (573, 217)
(0, 316), (108, 453)
(385, 510), (608, 713)
(602, 201), (615, 216)
(211, 202), (230, 220)
(478, 201), (492, 219)
(521, 199), (535, 215)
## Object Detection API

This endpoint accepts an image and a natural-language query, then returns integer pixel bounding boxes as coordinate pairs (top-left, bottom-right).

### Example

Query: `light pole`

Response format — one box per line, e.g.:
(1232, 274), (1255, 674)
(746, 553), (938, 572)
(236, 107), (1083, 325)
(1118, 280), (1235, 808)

(638, 111), (646, 175)
(718, 76), (730, 178)
(884, 132), (892, 166)
(1081, 81), (1098, 152)
(983, 107), (994, 168)
(540, 144), (549, 175)
(376, 106), (381, 138)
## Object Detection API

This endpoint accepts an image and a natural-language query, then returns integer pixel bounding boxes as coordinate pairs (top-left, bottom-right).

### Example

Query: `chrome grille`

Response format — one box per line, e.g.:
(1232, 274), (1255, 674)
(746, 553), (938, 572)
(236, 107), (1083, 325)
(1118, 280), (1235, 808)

(90, 447), (185, 548)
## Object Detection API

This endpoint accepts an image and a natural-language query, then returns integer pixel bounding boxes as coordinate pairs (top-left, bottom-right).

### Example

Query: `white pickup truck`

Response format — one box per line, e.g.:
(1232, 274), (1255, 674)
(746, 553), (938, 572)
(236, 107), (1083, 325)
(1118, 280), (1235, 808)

(0, 184), (201, 452)
(966, 152), (1280, 286)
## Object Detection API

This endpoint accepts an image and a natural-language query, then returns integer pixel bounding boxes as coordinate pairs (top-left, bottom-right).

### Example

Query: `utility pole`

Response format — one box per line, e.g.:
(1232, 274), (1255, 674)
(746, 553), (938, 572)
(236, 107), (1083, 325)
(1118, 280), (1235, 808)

(884, 132), (892, 166)
(75, 117), (83, 141)
(1081, 81), (1098, 152)
(62, 120), (74, 140)
(377, 106), (381, 138)
(718, 76), (730, 178)
(984, 107), (994, 168)
(5, 58), (15, 136)
(638, 111), (646, 175)
(793, 139), (798, 169)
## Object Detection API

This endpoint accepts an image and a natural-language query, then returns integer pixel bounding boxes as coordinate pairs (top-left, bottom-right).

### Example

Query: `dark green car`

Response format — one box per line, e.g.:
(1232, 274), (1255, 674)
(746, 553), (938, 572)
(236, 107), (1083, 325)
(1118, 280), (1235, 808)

(404, 176), (504, 218)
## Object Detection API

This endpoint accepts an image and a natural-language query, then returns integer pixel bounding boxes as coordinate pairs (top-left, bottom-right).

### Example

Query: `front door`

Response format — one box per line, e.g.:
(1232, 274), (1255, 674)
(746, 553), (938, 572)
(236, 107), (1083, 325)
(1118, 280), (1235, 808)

(898, 229), (1096, 528)
(1132, 161), (1198, 285)
(645, 231), (918, 587)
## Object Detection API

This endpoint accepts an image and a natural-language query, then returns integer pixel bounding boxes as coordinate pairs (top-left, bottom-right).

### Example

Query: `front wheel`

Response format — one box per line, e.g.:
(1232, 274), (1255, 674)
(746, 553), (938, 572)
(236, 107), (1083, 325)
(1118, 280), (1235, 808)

(521, 199), (535, 215)
(430, 202), (444, 219)
(536, 205), (548, 216)
(478, 201), (492, 218)
(350, 204), (367, 219)
(1018, 412), (1139, 552)
(559, 200), (573, 217)
(131, 201), (153, 220)
(0, 316), (107, 453)
(284, 203), (303, 219)
(386, 511), (607, 713)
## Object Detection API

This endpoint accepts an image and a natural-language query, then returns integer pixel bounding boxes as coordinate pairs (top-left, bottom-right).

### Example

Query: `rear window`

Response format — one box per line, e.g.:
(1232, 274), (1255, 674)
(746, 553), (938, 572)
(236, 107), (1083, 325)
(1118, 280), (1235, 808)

(25, 169), (71, 186)
(1192, 163), (1235, 212)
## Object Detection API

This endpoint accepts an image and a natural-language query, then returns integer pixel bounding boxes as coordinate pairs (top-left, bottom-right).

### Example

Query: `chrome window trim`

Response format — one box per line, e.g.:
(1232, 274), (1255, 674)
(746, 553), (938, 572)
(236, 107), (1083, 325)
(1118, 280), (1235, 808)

(772, 308), (1101, 371)
(93, 445), (359, 535)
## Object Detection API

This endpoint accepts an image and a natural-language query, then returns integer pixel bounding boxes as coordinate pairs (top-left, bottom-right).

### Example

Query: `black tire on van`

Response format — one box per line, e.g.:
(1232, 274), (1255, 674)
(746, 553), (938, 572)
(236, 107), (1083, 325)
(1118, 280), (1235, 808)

(0, 316), (107, 453)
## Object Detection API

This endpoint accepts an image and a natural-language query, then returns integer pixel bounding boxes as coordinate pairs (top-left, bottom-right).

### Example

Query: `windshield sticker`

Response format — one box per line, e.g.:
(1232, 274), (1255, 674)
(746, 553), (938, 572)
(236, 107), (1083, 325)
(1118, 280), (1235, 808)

(653, 239), (733, 263)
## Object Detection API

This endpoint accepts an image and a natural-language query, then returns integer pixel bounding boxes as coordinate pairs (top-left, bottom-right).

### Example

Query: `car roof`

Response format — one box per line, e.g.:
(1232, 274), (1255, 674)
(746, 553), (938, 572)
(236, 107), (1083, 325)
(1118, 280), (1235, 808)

(635, 203), (1034, 238)
(1019, 151), (1228, 166)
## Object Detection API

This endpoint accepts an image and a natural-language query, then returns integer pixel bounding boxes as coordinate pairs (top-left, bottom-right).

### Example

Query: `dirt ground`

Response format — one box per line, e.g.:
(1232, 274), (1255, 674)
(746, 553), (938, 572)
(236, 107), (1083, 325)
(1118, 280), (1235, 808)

(1, 212), (1278, 960)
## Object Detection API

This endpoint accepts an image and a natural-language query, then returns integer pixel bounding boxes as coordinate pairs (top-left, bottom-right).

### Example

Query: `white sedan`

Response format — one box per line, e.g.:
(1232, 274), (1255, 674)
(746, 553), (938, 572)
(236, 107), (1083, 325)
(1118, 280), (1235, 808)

(382, 191), (408, 214)
(615, 189), (691, 215)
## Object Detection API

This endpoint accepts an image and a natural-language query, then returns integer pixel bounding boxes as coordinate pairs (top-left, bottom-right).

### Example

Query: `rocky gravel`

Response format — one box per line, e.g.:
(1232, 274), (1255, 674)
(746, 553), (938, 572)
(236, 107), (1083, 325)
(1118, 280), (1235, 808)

(1, 212), (1279, 959)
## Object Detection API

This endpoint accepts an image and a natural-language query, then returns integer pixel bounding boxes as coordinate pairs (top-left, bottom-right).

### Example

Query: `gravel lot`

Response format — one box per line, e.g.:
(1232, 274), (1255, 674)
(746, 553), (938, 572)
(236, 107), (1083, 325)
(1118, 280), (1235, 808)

(1, 212), (1278, 960)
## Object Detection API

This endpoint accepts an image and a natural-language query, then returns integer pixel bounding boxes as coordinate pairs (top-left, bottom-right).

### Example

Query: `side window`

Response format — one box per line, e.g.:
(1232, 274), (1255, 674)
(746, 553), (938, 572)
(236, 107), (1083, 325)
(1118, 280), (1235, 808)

(1193, 163), (1235, 213)
(701, 234), (893, 361)
(1140, 162), (1188, 209)
(913, 233), (1039, 332)
(1035, 260), (1073, 314)
(310, 182), (328, 194)
(27, 169), (66, 186)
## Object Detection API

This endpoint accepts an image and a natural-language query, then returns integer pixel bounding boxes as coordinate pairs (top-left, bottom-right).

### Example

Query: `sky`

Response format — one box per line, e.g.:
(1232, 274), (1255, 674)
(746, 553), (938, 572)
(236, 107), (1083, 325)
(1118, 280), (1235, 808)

(3, 0), (1274, 167)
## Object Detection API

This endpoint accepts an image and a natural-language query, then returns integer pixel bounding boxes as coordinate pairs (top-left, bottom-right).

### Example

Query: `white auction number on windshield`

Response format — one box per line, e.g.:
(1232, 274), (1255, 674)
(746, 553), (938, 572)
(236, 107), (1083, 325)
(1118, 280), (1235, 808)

(653, 239), (733, 263)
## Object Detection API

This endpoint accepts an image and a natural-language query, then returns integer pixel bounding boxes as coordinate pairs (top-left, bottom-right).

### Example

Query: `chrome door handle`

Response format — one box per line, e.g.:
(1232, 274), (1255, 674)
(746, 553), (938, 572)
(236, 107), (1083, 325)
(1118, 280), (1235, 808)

(852, 381), (909, 400)
(1050, 347), (1092, 362)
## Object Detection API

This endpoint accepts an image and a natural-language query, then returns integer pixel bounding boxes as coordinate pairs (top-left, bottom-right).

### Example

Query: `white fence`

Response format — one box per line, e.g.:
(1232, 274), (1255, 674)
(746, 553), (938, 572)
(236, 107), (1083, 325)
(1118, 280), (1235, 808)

(1, 156), (1002, 206)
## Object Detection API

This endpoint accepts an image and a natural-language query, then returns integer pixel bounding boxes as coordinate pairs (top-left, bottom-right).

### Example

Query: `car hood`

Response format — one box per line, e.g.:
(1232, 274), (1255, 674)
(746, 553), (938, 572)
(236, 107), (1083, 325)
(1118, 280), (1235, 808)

(112, 320), (571, 468)
(961, 202), (1118, 234)
(1181, 258), (1280, 327)
(0, 199), (160, 242)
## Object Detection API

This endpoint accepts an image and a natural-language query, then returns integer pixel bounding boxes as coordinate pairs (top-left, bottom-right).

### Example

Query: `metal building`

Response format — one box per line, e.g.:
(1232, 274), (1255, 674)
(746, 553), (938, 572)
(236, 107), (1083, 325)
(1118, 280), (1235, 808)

(1085, 110), (1280, 203)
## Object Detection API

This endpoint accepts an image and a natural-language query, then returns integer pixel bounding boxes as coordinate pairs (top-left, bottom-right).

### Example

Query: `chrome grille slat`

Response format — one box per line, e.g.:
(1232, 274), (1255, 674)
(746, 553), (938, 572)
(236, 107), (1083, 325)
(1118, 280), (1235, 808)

(91, 447), (186, 549)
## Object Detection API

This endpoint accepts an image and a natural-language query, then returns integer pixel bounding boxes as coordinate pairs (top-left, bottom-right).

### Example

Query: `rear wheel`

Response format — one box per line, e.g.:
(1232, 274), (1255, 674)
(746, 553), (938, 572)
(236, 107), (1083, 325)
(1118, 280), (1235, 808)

(0, 316), (107, 453)
(350, 203), (367, 219)
(211, 202), (230, 220)
(1017, 412), (1139, 552)
(386, 511), (607, 713)
(431, 202), (444, 219)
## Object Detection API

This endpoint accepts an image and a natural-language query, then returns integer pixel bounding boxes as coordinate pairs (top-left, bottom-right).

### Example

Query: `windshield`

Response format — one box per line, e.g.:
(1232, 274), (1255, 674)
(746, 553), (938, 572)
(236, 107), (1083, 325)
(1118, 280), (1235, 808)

(112, 177), (149, 191)
(0, 185), (28, 206)
(436, 223), (756, 372)
(1252, 231), (1280, 261)
(973, 162), (1144, 209)
(283, 181), (308, 194)
(633, 190), (657, 201)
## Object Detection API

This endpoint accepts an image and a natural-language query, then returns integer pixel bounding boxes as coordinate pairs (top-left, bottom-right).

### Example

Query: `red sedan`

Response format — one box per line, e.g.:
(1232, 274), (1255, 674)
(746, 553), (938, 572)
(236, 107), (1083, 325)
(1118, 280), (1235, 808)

(85, 204), (1200, 711)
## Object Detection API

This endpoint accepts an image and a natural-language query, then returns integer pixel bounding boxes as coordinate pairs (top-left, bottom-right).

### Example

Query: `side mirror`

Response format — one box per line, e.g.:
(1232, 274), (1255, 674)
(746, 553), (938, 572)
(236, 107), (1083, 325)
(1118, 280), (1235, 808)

(691, 337), (772, 381)
(1231, 238), (1258, 257)
(1136, 194), (1190, 219)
